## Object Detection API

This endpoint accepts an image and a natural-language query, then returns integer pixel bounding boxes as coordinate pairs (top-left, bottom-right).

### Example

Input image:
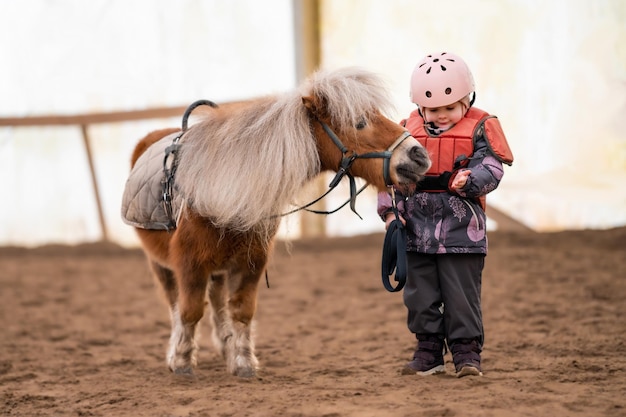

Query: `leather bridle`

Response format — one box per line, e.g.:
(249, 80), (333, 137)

(279, 119), (412, 219)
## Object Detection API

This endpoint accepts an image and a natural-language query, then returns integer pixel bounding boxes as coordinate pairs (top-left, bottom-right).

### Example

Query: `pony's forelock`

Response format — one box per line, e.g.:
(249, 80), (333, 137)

(302, 67), (396, 129)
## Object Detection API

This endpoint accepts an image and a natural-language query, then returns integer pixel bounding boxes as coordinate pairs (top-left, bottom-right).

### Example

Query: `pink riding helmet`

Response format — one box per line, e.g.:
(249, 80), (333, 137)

(410, 52), (475, 108)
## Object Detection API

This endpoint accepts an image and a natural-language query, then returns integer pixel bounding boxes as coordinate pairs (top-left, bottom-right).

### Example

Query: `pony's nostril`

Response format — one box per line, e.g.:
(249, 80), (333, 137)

(410, 146), (430, 164)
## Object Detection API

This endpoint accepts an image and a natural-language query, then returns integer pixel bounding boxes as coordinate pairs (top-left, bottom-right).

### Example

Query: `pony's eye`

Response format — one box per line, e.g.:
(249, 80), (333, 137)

(355, 118), (367, 130)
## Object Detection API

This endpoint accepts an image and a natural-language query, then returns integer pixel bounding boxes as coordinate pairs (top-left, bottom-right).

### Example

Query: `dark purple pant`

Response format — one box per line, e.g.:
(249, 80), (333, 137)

(404, 252), (485, 345)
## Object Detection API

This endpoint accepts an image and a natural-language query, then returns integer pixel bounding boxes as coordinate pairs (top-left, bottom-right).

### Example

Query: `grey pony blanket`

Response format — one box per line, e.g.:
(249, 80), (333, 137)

(121, 132), (184, 230)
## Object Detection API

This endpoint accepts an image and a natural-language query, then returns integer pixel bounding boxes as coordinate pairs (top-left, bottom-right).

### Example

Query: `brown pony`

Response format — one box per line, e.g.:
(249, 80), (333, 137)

(126, 67), (431, 377)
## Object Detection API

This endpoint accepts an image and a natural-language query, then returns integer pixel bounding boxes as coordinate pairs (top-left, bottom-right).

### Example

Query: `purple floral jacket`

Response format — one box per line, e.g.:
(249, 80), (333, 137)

(377, 134), (504, 254)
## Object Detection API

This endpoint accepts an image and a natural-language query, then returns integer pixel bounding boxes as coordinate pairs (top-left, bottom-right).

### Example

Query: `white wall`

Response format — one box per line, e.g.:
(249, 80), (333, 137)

(0, 0), (297, 247)
(320, 0), (626, 232)
(1, 0), (624, 247)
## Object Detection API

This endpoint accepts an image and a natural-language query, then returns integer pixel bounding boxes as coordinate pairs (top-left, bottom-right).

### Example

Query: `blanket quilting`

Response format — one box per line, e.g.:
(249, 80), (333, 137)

(121, 132), (184, 230)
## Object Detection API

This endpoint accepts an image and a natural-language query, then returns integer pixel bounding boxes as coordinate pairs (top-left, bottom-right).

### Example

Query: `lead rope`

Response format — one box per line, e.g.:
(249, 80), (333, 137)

(381, 186), (407, 292)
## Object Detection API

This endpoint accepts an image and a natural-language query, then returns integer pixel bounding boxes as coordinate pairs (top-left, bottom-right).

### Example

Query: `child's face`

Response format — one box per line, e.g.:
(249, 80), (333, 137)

(423, 101), (465, 129)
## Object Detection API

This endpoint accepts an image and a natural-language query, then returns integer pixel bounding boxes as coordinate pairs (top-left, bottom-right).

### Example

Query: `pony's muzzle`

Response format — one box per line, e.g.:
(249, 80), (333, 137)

(409, 144), (431, 173)
(390, 136), (431, 188)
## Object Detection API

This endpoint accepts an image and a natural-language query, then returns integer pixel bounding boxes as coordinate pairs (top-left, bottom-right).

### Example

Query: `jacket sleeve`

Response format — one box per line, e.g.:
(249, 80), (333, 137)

(455, 135), (504, 199)
(377, 190), (406, 221)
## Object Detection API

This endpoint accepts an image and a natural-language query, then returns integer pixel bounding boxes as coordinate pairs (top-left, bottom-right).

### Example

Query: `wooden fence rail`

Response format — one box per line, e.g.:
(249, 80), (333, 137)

(0, 106), (531, 243)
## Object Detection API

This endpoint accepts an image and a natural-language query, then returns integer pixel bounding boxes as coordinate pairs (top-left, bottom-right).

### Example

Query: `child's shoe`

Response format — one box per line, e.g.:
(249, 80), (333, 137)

(450, 339), (483, 378)
(402, 335), (445, 376)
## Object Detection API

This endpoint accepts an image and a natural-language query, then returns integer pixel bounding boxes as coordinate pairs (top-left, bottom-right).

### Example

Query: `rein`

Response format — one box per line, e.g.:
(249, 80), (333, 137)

(380, 186), (407, 292)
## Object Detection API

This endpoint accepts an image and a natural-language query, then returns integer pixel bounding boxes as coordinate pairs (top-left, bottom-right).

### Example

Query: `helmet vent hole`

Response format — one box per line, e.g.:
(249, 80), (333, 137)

(426, 67), (431, 74)
(445, 88), (452, 95)
(441, 65), (447, 71)
(425, 91), (432, 98)
(433, 58), (439, 62)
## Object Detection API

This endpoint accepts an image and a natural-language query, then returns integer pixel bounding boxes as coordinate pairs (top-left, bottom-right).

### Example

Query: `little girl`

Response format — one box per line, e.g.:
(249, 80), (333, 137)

(378, 52), (513, 377)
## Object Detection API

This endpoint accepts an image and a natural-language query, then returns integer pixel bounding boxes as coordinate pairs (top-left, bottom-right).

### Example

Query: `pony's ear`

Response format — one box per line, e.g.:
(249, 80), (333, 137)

(302, 96), (316, 113)
(302, 95), (328, 119)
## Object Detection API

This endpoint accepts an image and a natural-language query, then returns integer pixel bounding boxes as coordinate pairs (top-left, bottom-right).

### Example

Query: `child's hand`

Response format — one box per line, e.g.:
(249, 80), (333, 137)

(450, 169), (471, 190)
(385, 212), (405, 230)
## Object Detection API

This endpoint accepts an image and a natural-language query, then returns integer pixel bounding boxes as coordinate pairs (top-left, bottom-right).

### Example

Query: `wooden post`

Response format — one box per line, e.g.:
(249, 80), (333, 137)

(80, 124), (109, 242)
(293, 0), (326, 238)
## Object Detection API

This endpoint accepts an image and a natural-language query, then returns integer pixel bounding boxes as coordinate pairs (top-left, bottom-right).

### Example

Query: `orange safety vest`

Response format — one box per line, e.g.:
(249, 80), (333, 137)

(402, 107), (514, 208)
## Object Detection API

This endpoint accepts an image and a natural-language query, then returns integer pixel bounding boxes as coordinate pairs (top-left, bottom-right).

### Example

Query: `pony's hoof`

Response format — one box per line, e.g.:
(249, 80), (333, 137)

(172, 367), (194, 376)
(234, 367), (256, 378)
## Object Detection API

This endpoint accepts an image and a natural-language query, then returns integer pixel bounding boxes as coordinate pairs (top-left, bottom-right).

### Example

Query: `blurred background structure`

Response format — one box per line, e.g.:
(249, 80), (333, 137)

(1, 0), (624, 247)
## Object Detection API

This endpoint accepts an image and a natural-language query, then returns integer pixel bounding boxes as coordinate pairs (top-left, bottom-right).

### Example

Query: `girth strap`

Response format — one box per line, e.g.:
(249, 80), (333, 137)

(161, 134), (183, 230)
(160, 99), (219, 230)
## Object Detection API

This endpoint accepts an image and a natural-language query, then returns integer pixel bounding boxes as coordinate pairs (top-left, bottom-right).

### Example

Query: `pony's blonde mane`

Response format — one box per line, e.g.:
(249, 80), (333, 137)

(176, 67), (394, 240)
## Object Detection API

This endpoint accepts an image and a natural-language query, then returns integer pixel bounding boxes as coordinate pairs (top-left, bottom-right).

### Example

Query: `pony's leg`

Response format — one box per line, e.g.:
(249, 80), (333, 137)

(207, 268), (260, 377)
(207, 271), (229, 359)
(226, 274), (261, 377)
(221, 249), (270, 377)
(149, 260), (177, 307)
(149, 261), (199, 374)
(167, 260), (210, 375)
(149, 261), (201, 374)
(167, 304), (201, 375)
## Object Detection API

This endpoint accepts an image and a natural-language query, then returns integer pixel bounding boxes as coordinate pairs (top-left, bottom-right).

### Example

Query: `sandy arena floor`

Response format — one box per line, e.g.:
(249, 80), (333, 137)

(1, 227), (625, 417)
